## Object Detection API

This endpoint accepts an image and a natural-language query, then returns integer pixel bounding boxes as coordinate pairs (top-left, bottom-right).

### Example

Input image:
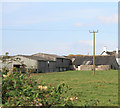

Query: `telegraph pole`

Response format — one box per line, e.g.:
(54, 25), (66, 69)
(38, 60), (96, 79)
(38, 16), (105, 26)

(89, 30), (98, 75)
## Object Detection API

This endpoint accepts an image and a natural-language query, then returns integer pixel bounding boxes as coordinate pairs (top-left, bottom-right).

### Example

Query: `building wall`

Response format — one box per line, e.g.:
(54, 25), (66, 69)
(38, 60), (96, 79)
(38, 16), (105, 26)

(14, 56), (38, 69)
(111, 57), (119, 70)
(116, 58), (120, 65)
(37, 61), (46, 72)
(48, 61), (56, 72)
(0, 56), (38, 72)
(56, 58), (70, 68)
(56, 58), (71, 71)
(37, 61), (56, 73)
(56, 58), (63, 67)
(0, 58), (22, 70)
(63, 59), (71, 68)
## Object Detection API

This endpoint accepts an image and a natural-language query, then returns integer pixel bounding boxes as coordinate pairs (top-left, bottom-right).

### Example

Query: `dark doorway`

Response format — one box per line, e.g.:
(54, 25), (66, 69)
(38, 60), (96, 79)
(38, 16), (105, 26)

(13, 65), (21, 68)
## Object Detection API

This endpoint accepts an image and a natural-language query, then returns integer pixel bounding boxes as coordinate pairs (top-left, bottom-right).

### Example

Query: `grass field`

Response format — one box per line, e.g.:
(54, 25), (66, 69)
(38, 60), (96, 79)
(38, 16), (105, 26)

(31, 70), (118, 106)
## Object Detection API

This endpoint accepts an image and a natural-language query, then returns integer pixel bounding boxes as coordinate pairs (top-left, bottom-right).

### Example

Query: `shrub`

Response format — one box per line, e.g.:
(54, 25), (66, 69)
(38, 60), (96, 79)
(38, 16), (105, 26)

(2, 69), (78, 106)
(2, 53), (78, 106)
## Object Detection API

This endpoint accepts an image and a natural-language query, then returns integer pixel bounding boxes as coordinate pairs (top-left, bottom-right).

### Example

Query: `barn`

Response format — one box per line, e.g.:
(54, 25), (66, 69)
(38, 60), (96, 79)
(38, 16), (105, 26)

(0, 53), (71, 73)
(32, 53), (71, 72)
(67, 55), (119, 70)
(13, 55), (54, 73)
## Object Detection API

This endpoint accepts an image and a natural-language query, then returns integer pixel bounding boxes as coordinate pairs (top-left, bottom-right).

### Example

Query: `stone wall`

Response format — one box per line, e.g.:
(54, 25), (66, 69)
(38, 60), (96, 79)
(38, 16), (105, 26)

(96, 65), (110, 70)
(79, 65), (110, 71)
(80, 65), (93, 70)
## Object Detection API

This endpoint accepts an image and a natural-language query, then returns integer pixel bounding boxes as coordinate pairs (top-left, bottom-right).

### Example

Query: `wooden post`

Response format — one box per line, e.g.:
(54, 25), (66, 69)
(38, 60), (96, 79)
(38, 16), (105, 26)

(93, 32), (95, 75)
(89, 30), (98, 75)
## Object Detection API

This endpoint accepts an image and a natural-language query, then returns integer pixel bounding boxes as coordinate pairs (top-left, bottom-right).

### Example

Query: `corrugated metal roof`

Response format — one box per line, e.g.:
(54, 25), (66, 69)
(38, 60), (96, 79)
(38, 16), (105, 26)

(32, 53), (69, 61)
(32, 53), (66, 58)
(16, 55), (55, 61)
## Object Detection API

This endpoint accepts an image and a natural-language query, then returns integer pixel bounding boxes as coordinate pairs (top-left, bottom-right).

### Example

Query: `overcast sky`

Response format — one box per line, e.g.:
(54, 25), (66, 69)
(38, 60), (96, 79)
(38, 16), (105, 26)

(1, 2), (118, 56)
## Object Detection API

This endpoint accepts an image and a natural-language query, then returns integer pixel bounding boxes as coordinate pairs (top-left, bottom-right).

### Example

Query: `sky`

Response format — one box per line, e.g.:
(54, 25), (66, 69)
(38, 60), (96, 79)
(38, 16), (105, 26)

(1, 2), (118, 56)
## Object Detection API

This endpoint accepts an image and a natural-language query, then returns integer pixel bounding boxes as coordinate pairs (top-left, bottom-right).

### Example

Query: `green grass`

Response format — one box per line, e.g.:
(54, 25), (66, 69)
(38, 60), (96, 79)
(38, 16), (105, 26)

(31, 70), (118, 106)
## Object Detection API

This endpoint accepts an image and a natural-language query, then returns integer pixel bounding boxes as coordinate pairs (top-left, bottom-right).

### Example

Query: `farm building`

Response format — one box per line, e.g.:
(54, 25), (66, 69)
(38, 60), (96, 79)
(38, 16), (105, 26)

(0, 53), (71, 73)
(101, 46), (120, 65)
(0, 52), (119, 72)
(32, 53), (71, 72)
(15, 55), (60, 73)
(0, 55), (26, 72)
(67, 55), (119, 70)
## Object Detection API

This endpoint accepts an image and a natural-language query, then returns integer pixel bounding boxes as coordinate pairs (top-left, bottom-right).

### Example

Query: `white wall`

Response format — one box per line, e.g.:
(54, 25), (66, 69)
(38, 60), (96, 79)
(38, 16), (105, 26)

(116, 58), (120, 65)
(15, 56), (37, 69)
(101, 52), (108, 55)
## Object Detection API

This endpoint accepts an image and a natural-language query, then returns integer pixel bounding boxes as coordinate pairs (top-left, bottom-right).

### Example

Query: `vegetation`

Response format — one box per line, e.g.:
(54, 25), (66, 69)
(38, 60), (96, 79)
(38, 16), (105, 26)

(2, 68), (78, 106)
(31, 70), (118, 106)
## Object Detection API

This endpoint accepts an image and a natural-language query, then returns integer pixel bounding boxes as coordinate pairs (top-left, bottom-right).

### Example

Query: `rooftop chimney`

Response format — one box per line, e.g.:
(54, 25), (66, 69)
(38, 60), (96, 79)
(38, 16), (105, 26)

(103, 46), (107, 52)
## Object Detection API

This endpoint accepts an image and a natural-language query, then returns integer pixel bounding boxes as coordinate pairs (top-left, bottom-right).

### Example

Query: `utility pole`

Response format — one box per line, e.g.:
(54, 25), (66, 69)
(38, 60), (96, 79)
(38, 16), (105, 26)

(89, 30), (98, 75)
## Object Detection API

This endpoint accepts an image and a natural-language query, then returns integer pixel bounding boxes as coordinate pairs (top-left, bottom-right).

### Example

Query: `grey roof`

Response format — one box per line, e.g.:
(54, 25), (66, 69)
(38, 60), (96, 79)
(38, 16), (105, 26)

(32, 53), (66, 58)
(32, 53), (68, 61)
(16, 54), (64, 62)
(15, 53), (70, 62)
(67, 55), (119, 69)
(16, 55), (52, 61)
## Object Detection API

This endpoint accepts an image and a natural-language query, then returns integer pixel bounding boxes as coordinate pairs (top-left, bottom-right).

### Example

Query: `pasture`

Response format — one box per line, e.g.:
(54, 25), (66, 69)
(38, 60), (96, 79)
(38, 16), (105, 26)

(31, 70), (118, 106)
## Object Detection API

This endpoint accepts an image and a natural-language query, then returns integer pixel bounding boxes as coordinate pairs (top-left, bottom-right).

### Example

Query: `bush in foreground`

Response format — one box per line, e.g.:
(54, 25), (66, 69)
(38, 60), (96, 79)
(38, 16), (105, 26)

(2, 69), (78, 106)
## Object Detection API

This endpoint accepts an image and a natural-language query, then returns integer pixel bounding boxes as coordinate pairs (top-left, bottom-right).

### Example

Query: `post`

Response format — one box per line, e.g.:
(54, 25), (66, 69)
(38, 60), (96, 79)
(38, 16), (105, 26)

(89, 30), (98, 75)
(93, 32), (95, 75)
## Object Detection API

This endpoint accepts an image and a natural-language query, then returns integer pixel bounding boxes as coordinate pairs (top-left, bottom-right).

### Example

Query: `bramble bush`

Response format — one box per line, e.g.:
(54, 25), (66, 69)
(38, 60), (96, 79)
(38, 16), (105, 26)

(2, 68), (78, 106)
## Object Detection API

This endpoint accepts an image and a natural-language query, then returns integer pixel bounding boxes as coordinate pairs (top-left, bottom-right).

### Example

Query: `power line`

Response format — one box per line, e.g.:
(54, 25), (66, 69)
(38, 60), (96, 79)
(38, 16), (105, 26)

(0, 28), (87, 31)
